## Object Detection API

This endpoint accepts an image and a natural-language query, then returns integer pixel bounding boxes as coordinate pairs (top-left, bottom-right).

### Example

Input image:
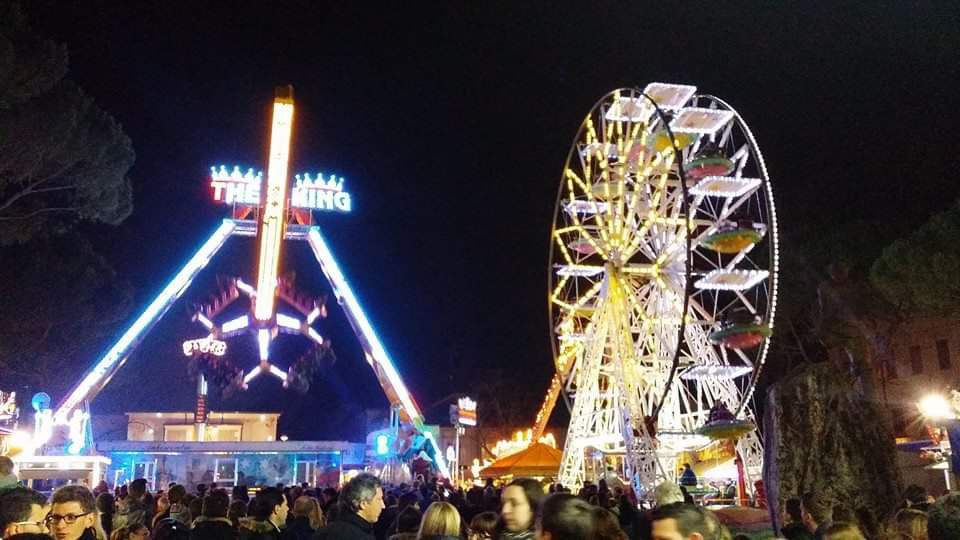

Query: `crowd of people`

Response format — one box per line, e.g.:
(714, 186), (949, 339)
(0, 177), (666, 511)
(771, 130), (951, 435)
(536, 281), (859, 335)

(2, 456), (960, 540)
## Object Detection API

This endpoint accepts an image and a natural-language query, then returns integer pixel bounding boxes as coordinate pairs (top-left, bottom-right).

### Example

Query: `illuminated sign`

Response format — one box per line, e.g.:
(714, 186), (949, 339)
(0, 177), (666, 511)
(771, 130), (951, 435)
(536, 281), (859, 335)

(375, 434), (390, 456)
(456, 396), (477, 426)
(210, 166), (352, 213)
(182, 338), (227, 357)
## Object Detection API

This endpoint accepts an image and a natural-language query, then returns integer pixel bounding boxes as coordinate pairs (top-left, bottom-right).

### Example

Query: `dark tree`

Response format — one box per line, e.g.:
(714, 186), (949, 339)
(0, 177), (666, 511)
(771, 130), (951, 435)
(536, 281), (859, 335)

(871, 204), (960, 314)
(0, 1), (134, 244)
(0, 234), (132, 395)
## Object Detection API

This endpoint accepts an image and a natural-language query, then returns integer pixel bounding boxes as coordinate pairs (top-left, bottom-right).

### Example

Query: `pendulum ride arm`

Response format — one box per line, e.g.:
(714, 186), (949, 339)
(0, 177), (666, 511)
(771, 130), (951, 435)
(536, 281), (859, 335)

(53, 220), (237, 425)
(305, 227), (451, 477)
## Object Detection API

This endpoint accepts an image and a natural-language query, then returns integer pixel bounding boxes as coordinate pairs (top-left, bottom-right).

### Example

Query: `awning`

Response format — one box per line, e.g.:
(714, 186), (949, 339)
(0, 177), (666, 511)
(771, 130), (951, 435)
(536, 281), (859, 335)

(479, 442), (562, 479)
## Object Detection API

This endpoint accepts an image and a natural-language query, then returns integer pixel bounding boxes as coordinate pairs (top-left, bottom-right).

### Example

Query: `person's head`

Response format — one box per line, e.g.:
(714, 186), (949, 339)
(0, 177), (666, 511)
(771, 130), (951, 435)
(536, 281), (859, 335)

(801, 492), (831, 532)
(417, 501), (460, 539)
(468, 511), (498, 540)
(903, 484), (928, 507)
(823, 522), (865, 540)
(0, 455), (14, 475)
(784, 497), (803, 523)
(50, 485), (97, 540)
(167, 484), (186, 505)
(650, 503), (713, 540)
(228, 499), (247, 525)
(929, 492), (960, 540)
(188, 497), (203, 518)
(110, 524), (150, 540)
(251, 487), (288, 525)
(129, 479), (148, 499)
(653, 482), (684, 508)
(97, 492), (116, 514)
(0, 486), (49, 538)
(196, 484), (207, 496)
(201, 490), (230, 518)
(397, 506), (424, 534)
(151, 517), (190, 540)
(501, 478), (545, 533)
(341, 473), (384, 523)
(895, 508), (928, 540)
(293, 496), (324, 529)
(232, 485), (249, 503)
(400, 491), (420, 511)
(537, 494), (594, 540)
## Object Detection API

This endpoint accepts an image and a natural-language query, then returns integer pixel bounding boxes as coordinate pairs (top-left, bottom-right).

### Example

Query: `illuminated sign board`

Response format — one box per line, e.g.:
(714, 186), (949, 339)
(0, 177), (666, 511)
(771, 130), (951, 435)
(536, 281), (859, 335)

(456, 396), (477, 426)
(182, 338), (227, 357)
(210, 166), (351, 213)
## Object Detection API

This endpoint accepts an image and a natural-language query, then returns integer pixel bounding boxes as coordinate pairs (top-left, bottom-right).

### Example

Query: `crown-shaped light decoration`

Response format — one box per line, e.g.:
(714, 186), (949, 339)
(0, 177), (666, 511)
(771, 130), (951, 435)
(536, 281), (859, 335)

(294, 173), (345, 192)
(211, 165), (263, 183)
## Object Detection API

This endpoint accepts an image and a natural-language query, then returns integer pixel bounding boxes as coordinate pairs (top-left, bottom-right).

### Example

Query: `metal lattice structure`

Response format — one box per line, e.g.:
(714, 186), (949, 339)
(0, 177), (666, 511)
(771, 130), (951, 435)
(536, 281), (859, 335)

(548, 84), (778, 495)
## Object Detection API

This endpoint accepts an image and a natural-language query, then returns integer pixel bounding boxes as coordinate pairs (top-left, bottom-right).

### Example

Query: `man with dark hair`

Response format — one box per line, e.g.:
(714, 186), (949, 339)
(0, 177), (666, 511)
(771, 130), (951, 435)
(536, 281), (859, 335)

(780, 498), (813, 540)
(537, 493), (596, 540)
(800, 492), (831, 540)
(929, 492), (960, 540)
(0, 486), (49, 538)
(49, 485), (97, 540)
(314, 473), (383, 540)
(114, 478), (150, 530)
(650, 503), (713, 540)
(239, 487), (288, 539)
(191, 490), (237, 540)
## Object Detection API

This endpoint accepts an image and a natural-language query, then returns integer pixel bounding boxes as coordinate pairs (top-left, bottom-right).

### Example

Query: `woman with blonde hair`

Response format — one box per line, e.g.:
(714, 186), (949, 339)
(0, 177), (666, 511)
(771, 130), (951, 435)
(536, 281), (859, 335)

(286, 496), (325, 539)
(895, 508), (928, 540)
(824, 522), (866, 540)
(417, 501), (461, 540)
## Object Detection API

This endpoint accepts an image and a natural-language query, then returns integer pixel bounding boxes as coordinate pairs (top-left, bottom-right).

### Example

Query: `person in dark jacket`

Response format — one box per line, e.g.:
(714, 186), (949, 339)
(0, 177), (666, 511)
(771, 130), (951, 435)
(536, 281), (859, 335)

(239, 488), (289, 540)
(313, 474), (384, 540)
(191, 490), (238, 540)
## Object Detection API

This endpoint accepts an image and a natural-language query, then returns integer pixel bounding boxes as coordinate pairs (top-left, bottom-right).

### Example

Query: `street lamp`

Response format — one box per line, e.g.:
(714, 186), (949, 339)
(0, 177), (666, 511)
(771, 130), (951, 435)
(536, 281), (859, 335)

(918, 394), (955, 420)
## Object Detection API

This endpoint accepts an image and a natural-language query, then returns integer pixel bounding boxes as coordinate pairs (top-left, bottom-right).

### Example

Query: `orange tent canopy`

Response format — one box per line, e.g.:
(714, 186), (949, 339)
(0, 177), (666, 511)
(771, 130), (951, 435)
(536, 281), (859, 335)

(479, 442), (562, 478)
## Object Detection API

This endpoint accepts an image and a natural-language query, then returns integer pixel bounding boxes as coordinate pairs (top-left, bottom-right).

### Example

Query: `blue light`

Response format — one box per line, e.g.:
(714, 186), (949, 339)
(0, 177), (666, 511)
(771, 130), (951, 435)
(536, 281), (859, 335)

(54, 220), (237, 424)
(375, 434), (390, 456)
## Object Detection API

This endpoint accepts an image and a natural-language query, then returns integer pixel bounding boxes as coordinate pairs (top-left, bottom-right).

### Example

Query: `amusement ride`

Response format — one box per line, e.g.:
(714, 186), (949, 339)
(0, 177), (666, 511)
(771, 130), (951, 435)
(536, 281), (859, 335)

(24, 86), (448, 478)
(533, 83), (778, 495)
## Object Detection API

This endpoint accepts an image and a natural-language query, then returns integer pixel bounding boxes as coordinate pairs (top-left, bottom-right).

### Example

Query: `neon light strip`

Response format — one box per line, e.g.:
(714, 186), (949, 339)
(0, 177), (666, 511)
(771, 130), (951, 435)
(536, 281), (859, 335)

(257, 329), (271, 361)
(54, 220), (236, 424)
(268, 365), (288, 381)
(196, 313), (214, 330)
(243, 367), (262, 385)
(236, 279), (256, 297)
(254, 98), (295, 321)
(306, 327), (325, 345)
(276, 313), (301, 330)
(306, 306), (322, 324)
(305, 228), (421, 422)
(221, 315), (249, 334)
(306, 229), (450, 475)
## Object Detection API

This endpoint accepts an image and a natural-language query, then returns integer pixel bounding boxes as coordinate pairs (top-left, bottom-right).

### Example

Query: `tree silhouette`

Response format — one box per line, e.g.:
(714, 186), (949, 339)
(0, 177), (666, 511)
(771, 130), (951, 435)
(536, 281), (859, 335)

(0, 1), (134, 244)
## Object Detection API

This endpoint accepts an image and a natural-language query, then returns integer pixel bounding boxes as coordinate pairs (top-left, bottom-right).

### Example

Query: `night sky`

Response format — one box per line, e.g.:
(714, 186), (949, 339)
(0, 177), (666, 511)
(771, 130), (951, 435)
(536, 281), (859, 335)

(20, 2), (960, 438)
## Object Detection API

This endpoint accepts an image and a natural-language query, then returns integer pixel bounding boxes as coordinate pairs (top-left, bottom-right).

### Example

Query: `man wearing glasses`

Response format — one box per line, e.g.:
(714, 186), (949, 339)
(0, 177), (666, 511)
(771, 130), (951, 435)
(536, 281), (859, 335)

(48, 485), (98, 540)
(0, 486), (50, 538)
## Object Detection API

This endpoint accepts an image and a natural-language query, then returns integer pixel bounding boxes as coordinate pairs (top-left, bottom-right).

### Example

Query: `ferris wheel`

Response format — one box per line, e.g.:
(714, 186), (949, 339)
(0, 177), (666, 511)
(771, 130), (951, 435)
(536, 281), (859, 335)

(548, 83), (778, 494)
